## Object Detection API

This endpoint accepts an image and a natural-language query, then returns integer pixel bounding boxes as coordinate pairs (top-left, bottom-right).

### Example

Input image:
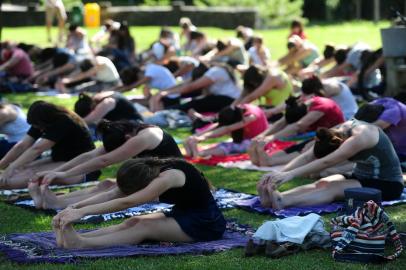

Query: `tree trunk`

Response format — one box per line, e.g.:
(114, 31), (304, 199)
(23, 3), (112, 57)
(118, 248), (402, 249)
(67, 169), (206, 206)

(374, 0), (380, 23)
(354, 0), (361, 20)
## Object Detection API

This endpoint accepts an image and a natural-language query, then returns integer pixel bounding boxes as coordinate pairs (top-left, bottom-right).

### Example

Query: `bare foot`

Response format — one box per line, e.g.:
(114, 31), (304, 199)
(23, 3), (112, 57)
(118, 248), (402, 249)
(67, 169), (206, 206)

(258, 148), (271, 167)
(257, 182), (272, 208)
(28, 181), (43, 209)
(52, 220), (63, 248)
(188, 139), (200, 158)
(268, 188), (284, 210)
(40, 185), (62, 210)
(62, 223), (83, 249)
(183, 140), (192, 157)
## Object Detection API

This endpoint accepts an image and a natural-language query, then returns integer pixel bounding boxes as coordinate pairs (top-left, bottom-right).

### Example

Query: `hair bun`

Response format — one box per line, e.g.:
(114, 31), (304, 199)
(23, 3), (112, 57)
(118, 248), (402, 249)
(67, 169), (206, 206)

(285, 95), (299, 107)
(97, 119), (112, 133)
(316, 128), (332, 140)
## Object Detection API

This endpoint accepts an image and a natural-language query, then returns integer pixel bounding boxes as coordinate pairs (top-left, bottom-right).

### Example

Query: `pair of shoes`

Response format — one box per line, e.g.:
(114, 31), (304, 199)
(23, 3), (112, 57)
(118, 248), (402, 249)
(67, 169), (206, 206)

(301, 232), (331, 250)
(265, 242), (301, 258)
(244, 239), (265, 257)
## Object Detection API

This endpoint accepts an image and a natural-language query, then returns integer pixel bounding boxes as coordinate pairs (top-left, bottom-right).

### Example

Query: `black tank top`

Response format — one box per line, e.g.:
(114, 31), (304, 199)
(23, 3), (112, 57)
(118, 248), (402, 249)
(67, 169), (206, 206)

(103, 93), (142, 122)
(137, 130), (183, 158)
(158, 160), (214, 209)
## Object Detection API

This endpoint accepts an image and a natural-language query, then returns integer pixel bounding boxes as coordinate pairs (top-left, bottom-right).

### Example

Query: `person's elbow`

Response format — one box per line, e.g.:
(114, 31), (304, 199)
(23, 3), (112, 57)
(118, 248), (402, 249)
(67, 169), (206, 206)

(97, 156), (114, 168)
(30, 144), (49, 155)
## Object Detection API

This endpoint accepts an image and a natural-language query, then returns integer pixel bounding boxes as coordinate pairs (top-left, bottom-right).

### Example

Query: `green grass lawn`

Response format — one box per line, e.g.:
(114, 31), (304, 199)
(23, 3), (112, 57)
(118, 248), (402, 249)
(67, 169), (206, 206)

(1, 22), (406, 269)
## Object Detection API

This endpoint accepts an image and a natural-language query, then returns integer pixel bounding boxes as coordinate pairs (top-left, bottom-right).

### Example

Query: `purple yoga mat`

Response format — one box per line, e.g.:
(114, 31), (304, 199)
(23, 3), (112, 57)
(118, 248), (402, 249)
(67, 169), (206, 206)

(235, 197), (343, 217)
(0, 222), (252, 264)
(235, 188), (406, 218)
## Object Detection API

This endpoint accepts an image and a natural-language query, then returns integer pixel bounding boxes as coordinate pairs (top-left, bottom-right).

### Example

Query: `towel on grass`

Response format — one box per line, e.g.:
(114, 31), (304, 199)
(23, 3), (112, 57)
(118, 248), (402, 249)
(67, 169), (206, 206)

(0, 221), (252, 264)
(218, 161), (285, 172)
(186, 140), (295, 166)
(235, 188), (406, 218)
(12, 189), (255, 223)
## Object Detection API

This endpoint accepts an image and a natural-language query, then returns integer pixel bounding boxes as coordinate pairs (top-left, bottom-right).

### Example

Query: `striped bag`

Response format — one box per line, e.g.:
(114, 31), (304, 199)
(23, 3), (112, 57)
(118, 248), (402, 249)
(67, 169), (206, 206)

(331, 200), (403, 263)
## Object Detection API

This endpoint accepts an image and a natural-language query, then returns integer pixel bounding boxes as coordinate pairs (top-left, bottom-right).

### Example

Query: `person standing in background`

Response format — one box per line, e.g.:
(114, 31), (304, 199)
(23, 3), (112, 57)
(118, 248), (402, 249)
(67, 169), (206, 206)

(45, 0), (67, 44)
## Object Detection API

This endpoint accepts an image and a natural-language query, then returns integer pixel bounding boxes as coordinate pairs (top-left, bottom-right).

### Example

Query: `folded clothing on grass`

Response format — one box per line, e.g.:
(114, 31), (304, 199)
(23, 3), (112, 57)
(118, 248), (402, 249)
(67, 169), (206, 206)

(235, 188), (406, 218)
(0, 221), (252, 264)
(12, 189), (255, 223)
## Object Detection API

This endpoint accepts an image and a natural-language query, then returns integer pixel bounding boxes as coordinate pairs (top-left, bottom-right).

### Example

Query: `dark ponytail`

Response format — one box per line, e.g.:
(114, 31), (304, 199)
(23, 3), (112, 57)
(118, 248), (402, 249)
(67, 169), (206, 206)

(218, 106), (245, 143)
(301, 75), (325, 97)
(97, 120), (152, 152)
(354, 103), (385, 123)
(285, 96), (307, 124)
(74, 93), (94, 118)
(313, 127), (347, 158)
(243, 65), (268, 93)
(116, 157), (212, 195)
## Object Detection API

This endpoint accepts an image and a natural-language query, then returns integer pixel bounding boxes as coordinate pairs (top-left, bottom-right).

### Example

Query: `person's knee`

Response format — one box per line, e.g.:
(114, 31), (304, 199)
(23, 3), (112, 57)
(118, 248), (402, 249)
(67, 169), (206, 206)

(122, 217), (141, 229)
(315, 178), (333, 189)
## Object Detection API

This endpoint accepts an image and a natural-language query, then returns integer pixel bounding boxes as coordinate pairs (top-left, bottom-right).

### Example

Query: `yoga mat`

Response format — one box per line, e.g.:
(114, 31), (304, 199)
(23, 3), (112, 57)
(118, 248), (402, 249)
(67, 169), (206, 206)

(186, 140), (295, 166)
(235, 188), (406, 218)
(218, 160), (285, 172)
(12, 189), (255, 224)
(0, 221), (252, 264)
(0, 181), (99, 198)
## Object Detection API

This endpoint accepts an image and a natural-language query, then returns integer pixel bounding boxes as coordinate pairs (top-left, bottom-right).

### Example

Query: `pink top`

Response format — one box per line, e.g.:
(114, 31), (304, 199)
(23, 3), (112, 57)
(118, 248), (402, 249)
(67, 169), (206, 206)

(3, 48), (34, 77)
(242, 104), (269, 139)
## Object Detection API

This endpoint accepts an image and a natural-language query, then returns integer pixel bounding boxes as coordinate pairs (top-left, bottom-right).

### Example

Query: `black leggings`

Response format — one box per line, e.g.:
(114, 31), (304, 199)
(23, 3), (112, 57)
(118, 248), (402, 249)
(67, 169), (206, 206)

(351, 176), (404, 201)
(174, 95), (235, 113)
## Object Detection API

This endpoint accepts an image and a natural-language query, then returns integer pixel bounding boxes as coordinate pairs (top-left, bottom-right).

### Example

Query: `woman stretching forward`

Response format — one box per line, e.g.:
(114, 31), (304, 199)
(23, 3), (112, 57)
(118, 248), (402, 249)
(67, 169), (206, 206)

(257, 120), (404, 209)
(0, 101), (97, 189)
(29, 120), (182, 210)
(53, 158), (226, 249)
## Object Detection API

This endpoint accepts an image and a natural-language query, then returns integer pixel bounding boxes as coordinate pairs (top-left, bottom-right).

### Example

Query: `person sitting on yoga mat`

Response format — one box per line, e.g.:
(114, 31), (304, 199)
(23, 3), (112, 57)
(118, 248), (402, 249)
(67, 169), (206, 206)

(183, 104), (268, 158)
(29, 120), (182, 210)
(52, 158), (226, 249)
(56, 56), (120, 93)
(113, 64), (179, 110)
(74, 92), (142, 126)
(232, 65), (292, 108)
(354, 98), (406, 170)
(0, 101), (98, 189)
(278, 35), (319, 76)
(257, 121), (404, 209)
(153, 62), (241, 116)
(248, 95), (344, 166)
(0, 102), (30, 159)
(300, 75), (358, 120)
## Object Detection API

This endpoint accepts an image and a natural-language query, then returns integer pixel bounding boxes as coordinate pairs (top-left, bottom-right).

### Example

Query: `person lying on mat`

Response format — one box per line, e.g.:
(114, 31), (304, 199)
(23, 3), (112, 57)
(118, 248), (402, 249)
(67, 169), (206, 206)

(184, 104), (268, 158)
(354, 98), (406, 170)
(29, 120), (182, 209)
(153, 62), (241, 115)
(232, 65), (292, 108)
(52, 158), (226, 249)
(248, 95), (344, 166)
(74, 92), (142, 126)
(257, 121), (404, 209)
(0, 101), (98, 189)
